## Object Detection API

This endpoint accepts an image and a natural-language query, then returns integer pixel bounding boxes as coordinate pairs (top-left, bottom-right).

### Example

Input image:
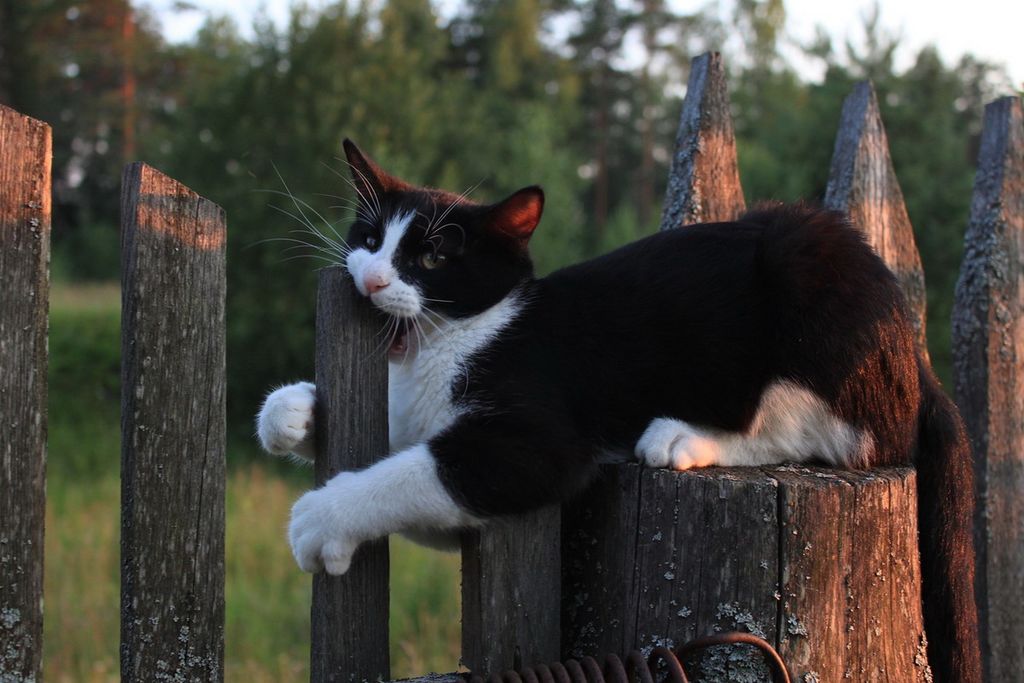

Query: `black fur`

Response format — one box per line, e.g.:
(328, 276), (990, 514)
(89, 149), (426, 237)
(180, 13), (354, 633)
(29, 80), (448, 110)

(342, 143), (980, 682)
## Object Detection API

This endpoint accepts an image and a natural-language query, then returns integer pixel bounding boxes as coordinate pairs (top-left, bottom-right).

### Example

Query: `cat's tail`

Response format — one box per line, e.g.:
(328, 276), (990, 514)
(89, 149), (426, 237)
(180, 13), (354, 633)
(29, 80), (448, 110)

(915, 361), (981, 682)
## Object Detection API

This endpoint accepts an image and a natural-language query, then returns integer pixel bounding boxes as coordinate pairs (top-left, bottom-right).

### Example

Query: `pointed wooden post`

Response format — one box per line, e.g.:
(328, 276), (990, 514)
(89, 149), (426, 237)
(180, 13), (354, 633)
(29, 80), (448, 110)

(952, 95), (1024, 683)
(0, 104), (50, 683)
(120, 163), (226, 681)
(312, 267), (390, 683)
(660, 52), (746, 230)
(825, 81), (928, 352)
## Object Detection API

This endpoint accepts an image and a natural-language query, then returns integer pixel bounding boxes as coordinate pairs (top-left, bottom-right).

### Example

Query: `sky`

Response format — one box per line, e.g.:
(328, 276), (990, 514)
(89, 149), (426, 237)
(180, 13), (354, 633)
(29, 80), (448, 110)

(146, 0), (1024, 88)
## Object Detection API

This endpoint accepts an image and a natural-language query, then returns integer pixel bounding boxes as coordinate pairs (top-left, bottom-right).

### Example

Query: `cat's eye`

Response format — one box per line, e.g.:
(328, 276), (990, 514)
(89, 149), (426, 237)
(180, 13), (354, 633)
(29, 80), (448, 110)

(419, 252), (447, 270)
(363, 234), (378, 249)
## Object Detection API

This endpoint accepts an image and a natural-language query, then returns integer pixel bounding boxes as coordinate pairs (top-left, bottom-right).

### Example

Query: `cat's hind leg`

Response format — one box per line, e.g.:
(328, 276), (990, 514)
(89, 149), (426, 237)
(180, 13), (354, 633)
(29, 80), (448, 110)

(634, 418), (723, 470)
(636, 381), (872, 470)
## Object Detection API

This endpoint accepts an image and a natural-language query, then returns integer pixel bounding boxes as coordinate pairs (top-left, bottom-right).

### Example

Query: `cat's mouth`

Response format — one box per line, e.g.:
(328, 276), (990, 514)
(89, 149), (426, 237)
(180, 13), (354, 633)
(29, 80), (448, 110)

(388, 318), (414, 359)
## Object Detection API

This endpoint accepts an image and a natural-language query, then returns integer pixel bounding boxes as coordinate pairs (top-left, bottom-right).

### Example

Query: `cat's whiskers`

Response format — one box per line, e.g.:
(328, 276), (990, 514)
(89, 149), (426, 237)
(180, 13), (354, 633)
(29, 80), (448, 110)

(334, 160), (382, 220)
(424, 180), (482, 239)
(324, 161), (382, 223)
(260, 180), (354, 265)
(257, 233), (351, 260)
(365, 314), (401, 361)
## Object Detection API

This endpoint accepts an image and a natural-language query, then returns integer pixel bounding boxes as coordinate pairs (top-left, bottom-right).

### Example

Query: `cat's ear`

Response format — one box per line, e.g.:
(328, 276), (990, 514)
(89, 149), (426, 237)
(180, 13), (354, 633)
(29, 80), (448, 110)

(487, 186), (544, 245)
(342, 139), (408, 205)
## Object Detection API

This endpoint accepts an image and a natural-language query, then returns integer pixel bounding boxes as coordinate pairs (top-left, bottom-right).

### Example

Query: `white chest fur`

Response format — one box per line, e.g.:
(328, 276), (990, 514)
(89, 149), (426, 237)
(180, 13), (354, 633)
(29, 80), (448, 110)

(388, 293), (523, 451)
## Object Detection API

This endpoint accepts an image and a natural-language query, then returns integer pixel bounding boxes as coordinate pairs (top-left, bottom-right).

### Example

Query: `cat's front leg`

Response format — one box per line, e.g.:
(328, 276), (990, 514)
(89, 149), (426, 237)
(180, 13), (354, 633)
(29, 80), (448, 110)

(257, 382), (317, 460)
(288, 444), (479, 574)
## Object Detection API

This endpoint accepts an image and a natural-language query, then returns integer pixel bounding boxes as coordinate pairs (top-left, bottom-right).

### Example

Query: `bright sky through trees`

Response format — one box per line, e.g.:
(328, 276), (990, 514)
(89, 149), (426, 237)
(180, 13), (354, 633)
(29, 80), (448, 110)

(148, 0), (1023, 87)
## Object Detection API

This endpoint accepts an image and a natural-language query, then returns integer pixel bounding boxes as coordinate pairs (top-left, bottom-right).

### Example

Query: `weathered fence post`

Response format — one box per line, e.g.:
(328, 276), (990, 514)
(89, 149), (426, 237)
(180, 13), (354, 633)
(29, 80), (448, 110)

(825, 81), (928, 352)
(660, 51), (746, 229)
(461, 505), (561, 674)
(563, 56), (932, 682)
(120, 163), (226, 681)
(312, 266), (390, 683)
(0, 104), (50, 682)
(952, 95), (1024, 682)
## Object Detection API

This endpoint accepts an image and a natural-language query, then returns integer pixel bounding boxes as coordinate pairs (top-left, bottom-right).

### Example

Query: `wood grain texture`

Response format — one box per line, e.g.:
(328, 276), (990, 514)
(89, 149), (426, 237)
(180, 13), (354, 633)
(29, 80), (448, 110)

(825, 81), (928, 352)
(562, 465), (642, 659)
(462, 505), (562, 675)
(660, 52), (746, 230)
(120, 162), (226, 682)
(562, 465), (927, 682)
(951, 95), (1024, 682)
(312, 266), (390, 683)
(0, 103), (50, 683)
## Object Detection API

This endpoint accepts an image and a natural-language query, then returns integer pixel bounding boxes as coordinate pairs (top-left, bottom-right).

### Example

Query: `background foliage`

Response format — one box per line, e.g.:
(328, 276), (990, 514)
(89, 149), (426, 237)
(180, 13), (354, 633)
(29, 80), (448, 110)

(1, 0), (1019, 679)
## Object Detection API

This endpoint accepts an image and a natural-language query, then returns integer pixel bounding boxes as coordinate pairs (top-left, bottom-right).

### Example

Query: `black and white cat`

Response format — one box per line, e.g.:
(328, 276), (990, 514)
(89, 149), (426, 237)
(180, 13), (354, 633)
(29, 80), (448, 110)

(257, 141), (979, 682)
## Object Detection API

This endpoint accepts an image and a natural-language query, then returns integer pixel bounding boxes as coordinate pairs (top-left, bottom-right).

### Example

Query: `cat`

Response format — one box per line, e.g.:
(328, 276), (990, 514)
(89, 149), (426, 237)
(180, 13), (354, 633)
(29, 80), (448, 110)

(256, 141), (979, 682)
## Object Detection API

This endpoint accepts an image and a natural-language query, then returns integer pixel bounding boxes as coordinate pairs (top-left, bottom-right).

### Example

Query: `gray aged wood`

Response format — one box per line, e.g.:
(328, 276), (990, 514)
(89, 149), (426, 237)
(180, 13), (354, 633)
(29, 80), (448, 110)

(825, 81), (928, 352)
(462, 505), (561, 674)
(660, 52), (746, 230)
(951, 95), (1024, 683)
(0, 104), (50, 683)
(120, 162), (226, 681)
(562, 465), (928, 682)
(312, 266), (390, 683)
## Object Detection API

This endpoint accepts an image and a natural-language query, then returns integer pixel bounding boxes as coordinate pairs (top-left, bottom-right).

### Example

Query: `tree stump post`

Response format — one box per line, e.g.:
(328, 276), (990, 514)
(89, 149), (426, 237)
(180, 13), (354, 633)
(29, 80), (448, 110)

(952, 95), (1024, 682)
(562, 465), (931, 682)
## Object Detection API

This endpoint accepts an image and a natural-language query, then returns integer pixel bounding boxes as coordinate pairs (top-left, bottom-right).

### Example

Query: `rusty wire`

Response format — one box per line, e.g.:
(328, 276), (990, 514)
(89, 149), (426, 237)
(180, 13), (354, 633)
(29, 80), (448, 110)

(467, 632), (791, 683)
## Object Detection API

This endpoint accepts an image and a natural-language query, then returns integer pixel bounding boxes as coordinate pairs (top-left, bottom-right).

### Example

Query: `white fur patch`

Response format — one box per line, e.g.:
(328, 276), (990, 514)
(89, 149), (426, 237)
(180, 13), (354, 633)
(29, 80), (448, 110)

(635, 380), (870, 470)
(288, 444), (480, 574)
(388, 292), (523, 451)
(257, 382), (317, 460)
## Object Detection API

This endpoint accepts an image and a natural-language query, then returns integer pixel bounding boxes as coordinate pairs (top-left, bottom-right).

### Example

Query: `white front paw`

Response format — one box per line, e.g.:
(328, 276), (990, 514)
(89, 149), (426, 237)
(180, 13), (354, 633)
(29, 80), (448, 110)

(288, 479), (361, 575)
(257, 382), (317, 460)
(635, 418), (722, 470)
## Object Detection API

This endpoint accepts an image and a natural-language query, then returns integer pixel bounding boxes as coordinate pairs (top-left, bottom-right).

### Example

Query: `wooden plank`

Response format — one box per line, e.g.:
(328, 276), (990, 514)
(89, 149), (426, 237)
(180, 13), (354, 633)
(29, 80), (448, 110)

(562, 464), (642, 659)
(825, 81), (928, 352)
(952, 95), (1024, 682)
(660, 52), (746, 230)
(312, 266), (390, 683)
(120, 163), (226, 681)
(0, 104), (50, 683)
(462, 505), (561, 674)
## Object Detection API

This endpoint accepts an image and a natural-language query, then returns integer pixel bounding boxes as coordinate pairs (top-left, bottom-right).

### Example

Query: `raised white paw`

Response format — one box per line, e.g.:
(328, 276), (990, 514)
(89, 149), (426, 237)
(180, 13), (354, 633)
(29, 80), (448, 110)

(288, 477), (360, 575)
(635, 418), (722, 470)
(257, 382), (317, 460)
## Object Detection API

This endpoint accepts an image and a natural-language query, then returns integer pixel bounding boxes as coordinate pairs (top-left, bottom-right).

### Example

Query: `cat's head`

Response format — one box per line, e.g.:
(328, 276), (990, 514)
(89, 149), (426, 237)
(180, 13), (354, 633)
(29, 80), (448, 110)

(342, 140), (543, 354)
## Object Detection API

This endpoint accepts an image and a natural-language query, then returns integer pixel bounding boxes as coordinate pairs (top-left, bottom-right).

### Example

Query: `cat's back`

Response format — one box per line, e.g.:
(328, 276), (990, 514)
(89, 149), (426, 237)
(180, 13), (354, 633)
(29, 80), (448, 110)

(471, 204), (918, 448)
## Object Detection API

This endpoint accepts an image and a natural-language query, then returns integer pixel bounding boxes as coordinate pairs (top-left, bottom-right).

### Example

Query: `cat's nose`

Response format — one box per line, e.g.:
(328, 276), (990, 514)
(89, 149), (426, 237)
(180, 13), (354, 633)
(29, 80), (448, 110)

(364, 273), (390, 294)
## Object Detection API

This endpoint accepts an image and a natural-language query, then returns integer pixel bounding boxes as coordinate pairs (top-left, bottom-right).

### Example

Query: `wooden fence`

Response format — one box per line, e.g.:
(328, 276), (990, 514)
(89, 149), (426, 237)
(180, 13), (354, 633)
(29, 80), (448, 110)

(0, 52), (1021, 682)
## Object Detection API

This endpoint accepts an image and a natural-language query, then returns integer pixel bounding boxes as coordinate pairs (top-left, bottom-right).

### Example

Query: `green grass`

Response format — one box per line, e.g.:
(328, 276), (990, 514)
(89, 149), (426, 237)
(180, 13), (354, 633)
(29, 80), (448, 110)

(44, 283), (461, 681)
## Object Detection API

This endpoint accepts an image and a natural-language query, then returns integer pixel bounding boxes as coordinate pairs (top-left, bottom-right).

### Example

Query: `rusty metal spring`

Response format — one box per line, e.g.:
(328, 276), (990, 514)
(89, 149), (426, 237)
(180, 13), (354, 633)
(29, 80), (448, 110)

(467, 632), (790, 683)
